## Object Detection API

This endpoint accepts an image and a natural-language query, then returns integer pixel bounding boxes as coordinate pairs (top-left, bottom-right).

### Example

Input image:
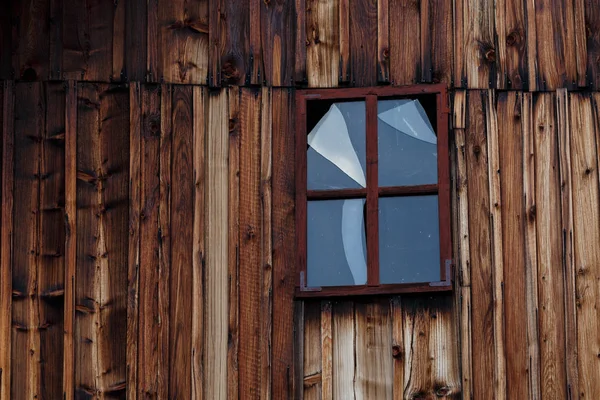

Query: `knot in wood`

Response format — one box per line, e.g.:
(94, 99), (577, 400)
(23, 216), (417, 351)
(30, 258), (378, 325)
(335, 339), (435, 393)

(473, 145), (481, 155)
(382, 47), (390, 59)
(485, 48), (496, 62)
(506, 32), (520, 46)
(512, 74), (522, 87)
(392, 345), (403, 359)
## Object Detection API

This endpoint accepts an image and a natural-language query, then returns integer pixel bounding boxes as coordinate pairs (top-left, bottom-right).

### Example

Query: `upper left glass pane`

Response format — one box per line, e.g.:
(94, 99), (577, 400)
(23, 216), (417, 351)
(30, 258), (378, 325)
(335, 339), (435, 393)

(307, 101), (366, 190)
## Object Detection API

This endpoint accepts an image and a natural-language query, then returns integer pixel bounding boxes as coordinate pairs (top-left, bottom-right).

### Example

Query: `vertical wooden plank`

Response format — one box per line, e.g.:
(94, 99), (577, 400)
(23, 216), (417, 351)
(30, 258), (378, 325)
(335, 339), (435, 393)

(39, 82), (66, 400)
(0, 82), (14, 400)
(402, 299), (432, 398)
(465, 91), (495, 399)
(429, 297), (461, 398)
(462, 0), (495, 88)
(260, 87), (273, 400)
(419, 0), (431, 82)
(556, 89), (579, 400)
(427, 0), (453, 84)
(261, 0), (296, 86)
(156, 0), (209, 84)
(191, 86), (206, 400)
(62, 2), (114, 81)
(126, 82), (142, 400)
(239, 88), (262, 399)
(354, 301), (392, 400)
(569, 93), (600, 399)
(11, 83), (43, 400)
(169, 85), (194, 399)
(306, 0), (340, 87)
(0, 2), (12, 79)
(294, 301), (305, 400)
(272, 88), (296, 400)
(12, 0), (49, 80)
(497, 92), (528, 399)
(49, 0), (63, 80)
(295, 0), (307, 83)
(157, 84), (172, 400)
(339, 0), (350, 85)
(332, 302), (355, 400)
(521, 93), (541, 400)
(227, 87), (240, 400)
(125, 0), (148, 81)
(524, 0), (539, 90)
(303, 302), (322, 400)
(574, 0), (587, 88)
(349, 0), (377, 86)
(137, 85), (161, 398)
(389, 0), (420, 85)
(204, 89), (228, 400)
(208, 0), (221, 86)
(320, 302), (332, 400)
(494, 0), (526, 89)
(453, 0), (465, 87)
(391, 298), (403, 400)
(75, 84), (129, 398)
(249, 0), (263, 85)
(585, 0), (600, 88)
(112, 0), (125, 81)
(219, 0), (250, 85)
(377, 0), (389, 83)
(533, 92), (567, 399)
(533, 0), (578, 90)
(63, 80), (76, 400)
(485, 90), (506, 399)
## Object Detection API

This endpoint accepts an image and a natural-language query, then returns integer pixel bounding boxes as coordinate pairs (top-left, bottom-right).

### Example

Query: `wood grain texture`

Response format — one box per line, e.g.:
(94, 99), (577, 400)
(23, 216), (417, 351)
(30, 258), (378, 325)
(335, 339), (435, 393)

(155, 0), (208, 84)
(11, 0), (49, 80)
(427, 0), (452, 84)
(465, 91), (495, 399)
(137, 84), (161, 398)
(349, 0), (377, 87)
(261, 0), (296, 86)
(75, 83), (129, 398)
(39, 83), (66, 400)
(462, 0), (496, 88)
(62, 1), (114, 81)
(495, 0), (527, 88)
(227, 87), (240, 400)
(271, 88), (296, 400)
(239, 88), (262, 400)
(303, 302), (322, 400)
(259, 87), (273, 400)
(377, 0), (389, 83)
(306, 0), (340, 87)
(390, 0), (420, 85)
(534, 92), (567, 399)
(112, 0), (125, 81)
(250, 0), (263, 85)
(126, 82), (141, 400)
(204, 89), (228, 400)
(521, 93), (541, 400)
(497, 92), (528, 399)
(191, 86), (206, 400)
(11, 82), (43, 400)
(219, 0), (250, 86)
(585, 1), (600, 88)
(569, 93), (600, 399)
(556, 89), (579, 400)
(125, 0), (147, 81)
(339, 0), (350, 85)
(63, 80), (76, 400)
(391, 298), (403, 400)
(320, 301), (332, 400)
(402, 298), (432, 398)
(332, 302), (355, 400)
(0, 3), (12, 79)
(354, 301), (392, 400)
(169, 85), (194, 399)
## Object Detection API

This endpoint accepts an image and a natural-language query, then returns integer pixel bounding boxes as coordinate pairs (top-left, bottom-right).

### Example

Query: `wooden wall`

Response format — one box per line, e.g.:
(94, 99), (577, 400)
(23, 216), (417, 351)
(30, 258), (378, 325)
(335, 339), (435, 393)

(1, 0), (600, 399)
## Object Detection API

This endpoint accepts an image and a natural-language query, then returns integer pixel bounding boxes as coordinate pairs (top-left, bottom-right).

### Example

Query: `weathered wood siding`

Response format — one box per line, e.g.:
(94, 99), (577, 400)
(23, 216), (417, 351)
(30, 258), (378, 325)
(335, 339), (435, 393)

(1, 0), (600, 399)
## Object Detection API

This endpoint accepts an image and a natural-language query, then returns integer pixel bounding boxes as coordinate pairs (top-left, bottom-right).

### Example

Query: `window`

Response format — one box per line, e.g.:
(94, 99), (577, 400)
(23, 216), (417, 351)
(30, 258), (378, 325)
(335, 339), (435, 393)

(295, 85), (452, 297)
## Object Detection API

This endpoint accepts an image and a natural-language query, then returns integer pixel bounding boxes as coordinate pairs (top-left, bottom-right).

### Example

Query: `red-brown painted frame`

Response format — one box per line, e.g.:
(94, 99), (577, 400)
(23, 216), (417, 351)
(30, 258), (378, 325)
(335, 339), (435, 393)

(295, 84), (452, 298)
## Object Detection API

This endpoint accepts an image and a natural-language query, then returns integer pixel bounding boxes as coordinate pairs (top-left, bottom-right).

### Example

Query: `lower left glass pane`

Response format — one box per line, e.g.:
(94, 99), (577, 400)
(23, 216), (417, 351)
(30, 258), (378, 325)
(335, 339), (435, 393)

(307, 198), (367, 287)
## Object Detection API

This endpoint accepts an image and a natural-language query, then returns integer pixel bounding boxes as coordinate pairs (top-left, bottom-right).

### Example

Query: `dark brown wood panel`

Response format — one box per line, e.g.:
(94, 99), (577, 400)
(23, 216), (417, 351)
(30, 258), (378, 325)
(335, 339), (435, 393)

(495, 0), (527, 89)
(218, 0), (250, 86)
(125, 0), (147, 81)
(11, 0), (49, 81)
(389, 0), (420, 85)
(261, 0), (296, 86)
(349, 0), (377, 87)
(169, 85), (194, 398)
(585, 0), (600, 88)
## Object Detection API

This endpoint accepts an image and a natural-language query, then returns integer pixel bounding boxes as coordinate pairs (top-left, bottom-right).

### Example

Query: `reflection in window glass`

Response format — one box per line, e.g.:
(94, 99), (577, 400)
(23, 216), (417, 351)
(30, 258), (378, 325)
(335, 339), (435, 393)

(307, 101), (366, 190)
(378, 99), (437, 186)
(307, 199), (367, 287)
(379, 195), (440, 284)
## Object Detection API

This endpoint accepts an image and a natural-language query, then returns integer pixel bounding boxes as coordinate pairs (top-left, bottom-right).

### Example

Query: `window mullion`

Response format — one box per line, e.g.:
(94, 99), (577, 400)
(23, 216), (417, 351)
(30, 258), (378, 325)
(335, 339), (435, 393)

(366, 94), (379, 286)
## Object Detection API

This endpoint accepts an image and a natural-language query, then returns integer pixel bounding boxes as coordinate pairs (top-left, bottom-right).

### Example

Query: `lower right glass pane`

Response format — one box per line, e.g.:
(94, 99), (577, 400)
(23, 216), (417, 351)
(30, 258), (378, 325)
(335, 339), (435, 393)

(379, 195), (441, 284)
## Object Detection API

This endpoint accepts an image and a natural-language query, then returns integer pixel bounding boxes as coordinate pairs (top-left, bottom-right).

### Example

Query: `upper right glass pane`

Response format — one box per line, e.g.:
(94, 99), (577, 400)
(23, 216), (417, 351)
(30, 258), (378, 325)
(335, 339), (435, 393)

(378, 99), (437, 187)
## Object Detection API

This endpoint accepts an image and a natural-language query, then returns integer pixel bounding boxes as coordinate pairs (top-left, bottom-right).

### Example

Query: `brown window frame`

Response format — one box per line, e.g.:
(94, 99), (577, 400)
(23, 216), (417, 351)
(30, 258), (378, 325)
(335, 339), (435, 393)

(295, 84), (452, 298)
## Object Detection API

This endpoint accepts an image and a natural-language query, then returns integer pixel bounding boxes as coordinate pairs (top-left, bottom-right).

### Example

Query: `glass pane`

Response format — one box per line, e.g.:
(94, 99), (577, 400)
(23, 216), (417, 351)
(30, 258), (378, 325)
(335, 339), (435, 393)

(378, 99), (437, 186)
(307, 199), (367, 287)
(308, 101), (366, 190)
(379, 196), (440, 284)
